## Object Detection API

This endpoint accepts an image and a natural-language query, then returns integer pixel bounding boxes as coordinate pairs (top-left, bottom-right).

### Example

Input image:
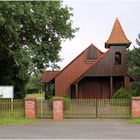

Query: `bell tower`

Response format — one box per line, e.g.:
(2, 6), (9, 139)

(105, 18), (131, 48)
(105, 18), (132, 95)
(105, 18), (131, 76)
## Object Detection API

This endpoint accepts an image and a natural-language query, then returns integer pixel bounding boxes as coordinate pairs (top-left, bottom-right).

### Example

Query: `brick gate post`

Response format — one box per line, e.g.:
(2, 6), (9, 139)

(131, 97), (140, 117)
(24, 98), (36, 118)
(52, 97), (64, 120)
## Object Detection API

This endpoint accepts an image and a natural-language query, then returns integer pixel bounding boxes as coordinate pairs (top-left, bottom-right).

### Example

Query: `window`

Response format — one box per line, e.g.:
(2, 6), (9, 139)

(115, 52), (121, 65)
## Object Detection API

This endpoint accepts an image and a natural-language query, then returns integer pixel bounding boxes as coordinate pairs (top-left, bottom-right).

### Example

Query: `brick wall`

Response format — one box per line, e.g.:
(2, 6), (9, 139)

(131, 97), (140, 117)
(52, 99), (64, 120)
(25, 98), (36, 118)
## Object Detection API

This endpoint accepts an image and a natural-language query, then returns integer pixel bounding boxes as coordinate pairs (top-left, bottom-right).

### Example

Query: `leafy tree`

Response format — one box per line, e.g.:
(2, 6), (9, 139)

(44, 84), (54, 100)
(127, 34), (140, 96)
(26, 73), (44, 94)
(0, 1), (78, 98)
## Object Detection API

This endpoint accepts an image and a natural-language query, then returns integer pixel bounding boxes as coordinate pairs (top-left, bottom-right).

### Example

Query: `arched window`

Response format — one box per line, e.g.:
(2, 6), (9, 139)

(115, 52), (121, 65)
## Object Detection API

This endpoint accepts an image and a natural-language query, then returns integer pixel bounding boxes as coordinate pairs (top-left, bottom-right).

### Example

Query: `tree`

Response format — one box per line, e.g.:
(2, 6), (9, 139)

(127, 34), (140, 96)
(0, 1), (78, 98)
(26, 73), (44, 94)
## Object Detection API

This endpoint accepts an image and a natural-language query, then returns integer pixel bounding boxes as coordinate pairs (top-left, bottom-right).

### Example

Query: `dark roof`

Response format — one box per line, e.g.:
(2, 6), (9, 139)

(105, 18), (131, 48)
(72, 50), (108, 84)
(41, 71), (60, 83)
(54, 43), (104, 79)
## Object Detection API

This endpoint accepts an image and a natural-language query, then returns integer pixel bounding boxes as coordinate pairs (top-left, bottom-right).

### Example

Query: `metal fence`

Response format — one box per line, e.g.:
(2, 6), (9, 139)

(36, 99), (52, 119)
(0, 99), (24, 117)
(64, 99), (131, 119)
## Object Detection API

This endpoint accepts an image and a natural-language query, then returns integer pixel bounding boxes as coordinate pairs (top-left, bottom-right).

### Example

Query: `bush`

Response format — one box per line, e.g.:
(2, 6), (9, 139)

(44, 84), (54, 100)
(63, 96), (71, 110)
(45, 94), (53, 100)
(131, 83), (140, 96)
(63, 96), (71, 102)
(112, 87), (131, 99)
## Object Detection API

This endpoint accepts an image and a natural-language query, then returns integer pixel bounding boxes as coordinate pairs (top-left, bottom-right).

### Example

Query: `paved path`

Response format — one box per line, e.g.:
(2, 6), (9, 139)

(0, 119), (140, 139)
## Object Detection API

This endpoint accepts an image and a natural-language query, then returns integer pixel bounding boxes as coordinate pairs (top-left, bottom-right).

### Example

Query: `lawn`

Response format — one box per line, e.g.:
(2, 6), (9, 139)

(0, 117), (38, 125)
(26, 93), (44, 99)
(129, 117), (140, 124)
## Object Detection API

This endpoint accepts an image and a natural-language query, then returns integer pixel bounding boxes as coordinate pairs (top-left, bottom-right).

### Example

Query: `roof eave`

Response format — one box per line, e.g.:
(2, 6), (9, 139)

(105, 42), (131, 48)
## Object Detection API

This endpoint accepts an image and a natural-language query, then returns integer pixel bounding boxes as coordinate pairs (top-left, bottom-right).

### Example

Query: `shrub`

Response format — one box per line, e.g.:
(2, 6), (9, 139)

(112, 87), (131, 99)
(44, 84), (54, 100)
(63, 96), (71, 110)
(63, 96), (71, 102)
(45, 94), (53, 100)
(131, 83), (140, 96)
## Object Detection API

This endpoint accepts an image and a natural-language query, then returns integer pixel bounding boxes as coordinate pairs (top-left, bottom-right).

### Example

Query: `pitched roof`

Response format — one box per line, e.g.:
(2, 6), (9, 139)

(41, 71), (60, 83)
(41, 44), (102, 84)
(55, 43), (104, 79)
(72, 50), (108, 84)
(105, 18), (131, 48)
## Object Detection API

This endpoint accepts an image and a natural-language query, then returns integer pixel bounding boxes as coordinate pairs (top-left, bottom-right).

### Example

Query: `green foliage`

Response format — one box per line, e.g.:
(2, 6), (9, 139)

(131, 83), (140, 96)
(127, 34), (140, 96)
(129, 117), (140, 124)
(0, 117), (37, 125)
(112, 87), (131, 99)
(63, 95), (71, 102)
(45, 94), (53, 100)
(0, 1), (77, 98)
(44, 84), (54, 100)
(63, 96), (70, 110)
(26, 73), (44, 94)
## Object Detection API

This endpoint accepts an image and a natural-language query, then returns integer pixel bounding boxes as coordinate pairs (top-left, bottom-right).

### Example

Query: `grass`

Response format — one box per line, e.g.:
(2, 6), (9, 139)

(26, 93), (44, 99)
(0, 117), (38, 125)
(129, 117), (140, 124)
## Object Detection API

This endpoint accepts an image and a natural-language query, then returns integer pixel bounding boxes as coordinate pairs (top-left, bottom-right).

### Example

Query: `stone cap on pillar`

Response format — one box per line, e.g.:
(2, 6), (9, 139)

(52, 96), (64, 101)
(25, 98), (36, 101)
(132, 97), (140, 100)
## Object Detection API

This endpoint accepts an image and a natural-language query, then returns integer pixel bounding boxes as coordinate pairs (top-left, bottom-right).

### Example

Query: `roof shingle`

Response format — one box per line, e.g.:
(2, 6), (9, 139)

(41, 71), (60, 83)
(105, 18), (131, 48)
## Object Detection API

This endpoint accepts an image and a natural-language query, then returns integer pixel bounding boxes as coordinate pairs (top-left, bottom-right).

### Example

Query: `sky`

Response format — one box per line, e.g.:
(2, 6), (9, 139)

(57, 0), (140, 69)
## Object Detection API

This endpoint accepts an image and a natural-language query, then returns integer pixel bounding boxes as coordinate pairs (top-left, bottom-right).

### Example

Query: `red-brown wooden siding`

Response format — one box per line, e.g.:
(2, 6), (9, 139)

(85, 46), (127, 76)
(41, 71), (59, 83)
(78, 77), (110, 99)
(124, 75), (131, 92)
(55, 44), (103, 96)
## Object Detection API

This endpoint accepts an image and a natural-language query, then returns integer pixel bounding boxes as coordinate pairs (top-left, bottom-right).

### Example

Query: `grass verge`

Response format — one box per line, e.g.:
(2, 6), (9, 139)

(129, 117), (140, 124)
(0, 117), (38, 125)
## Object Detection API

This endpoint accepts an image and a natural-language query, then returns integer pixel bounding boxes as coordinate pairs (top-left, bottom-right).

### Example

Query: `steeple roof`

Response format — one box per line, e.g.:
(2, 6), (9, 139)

(105, 18), (131, 48)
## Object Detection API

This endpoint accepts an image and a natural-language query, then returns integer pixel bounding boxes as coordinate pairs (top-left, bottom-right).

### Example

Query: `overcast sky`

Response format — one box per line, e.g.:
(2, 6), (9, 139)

(57, 0), (140, 69)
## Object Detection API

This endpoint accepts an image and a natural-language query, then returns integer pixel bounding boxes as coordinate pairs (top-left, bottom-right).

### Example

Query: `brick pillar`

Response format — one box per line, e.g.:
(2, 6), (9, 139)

(52, 98), (64, 120)
(131, 97), (140, 117)
(25, 98), (36, 118)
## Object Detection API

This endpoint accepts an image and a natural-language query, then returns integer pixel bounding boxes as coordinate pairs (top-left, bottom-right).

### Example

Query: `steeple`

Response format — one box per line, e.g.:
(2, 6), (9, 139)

(105, 18), (131, 48)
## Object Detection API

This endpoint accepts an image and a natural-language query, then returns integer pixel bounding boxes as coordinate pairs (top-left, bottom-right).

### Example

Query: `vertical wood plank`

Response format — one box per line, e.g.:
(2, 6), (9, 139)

(110, 76), (113, 98)
(75, 83), (78, 99)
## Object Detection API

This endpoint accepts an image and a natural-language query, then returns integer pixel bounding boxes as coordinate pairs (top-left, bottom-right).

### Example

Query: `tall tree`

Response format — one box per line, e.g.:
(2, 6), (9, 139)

(127, 34), (140, 96)
(0, 1), (78, 98)
(25, 73), (44, 94)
